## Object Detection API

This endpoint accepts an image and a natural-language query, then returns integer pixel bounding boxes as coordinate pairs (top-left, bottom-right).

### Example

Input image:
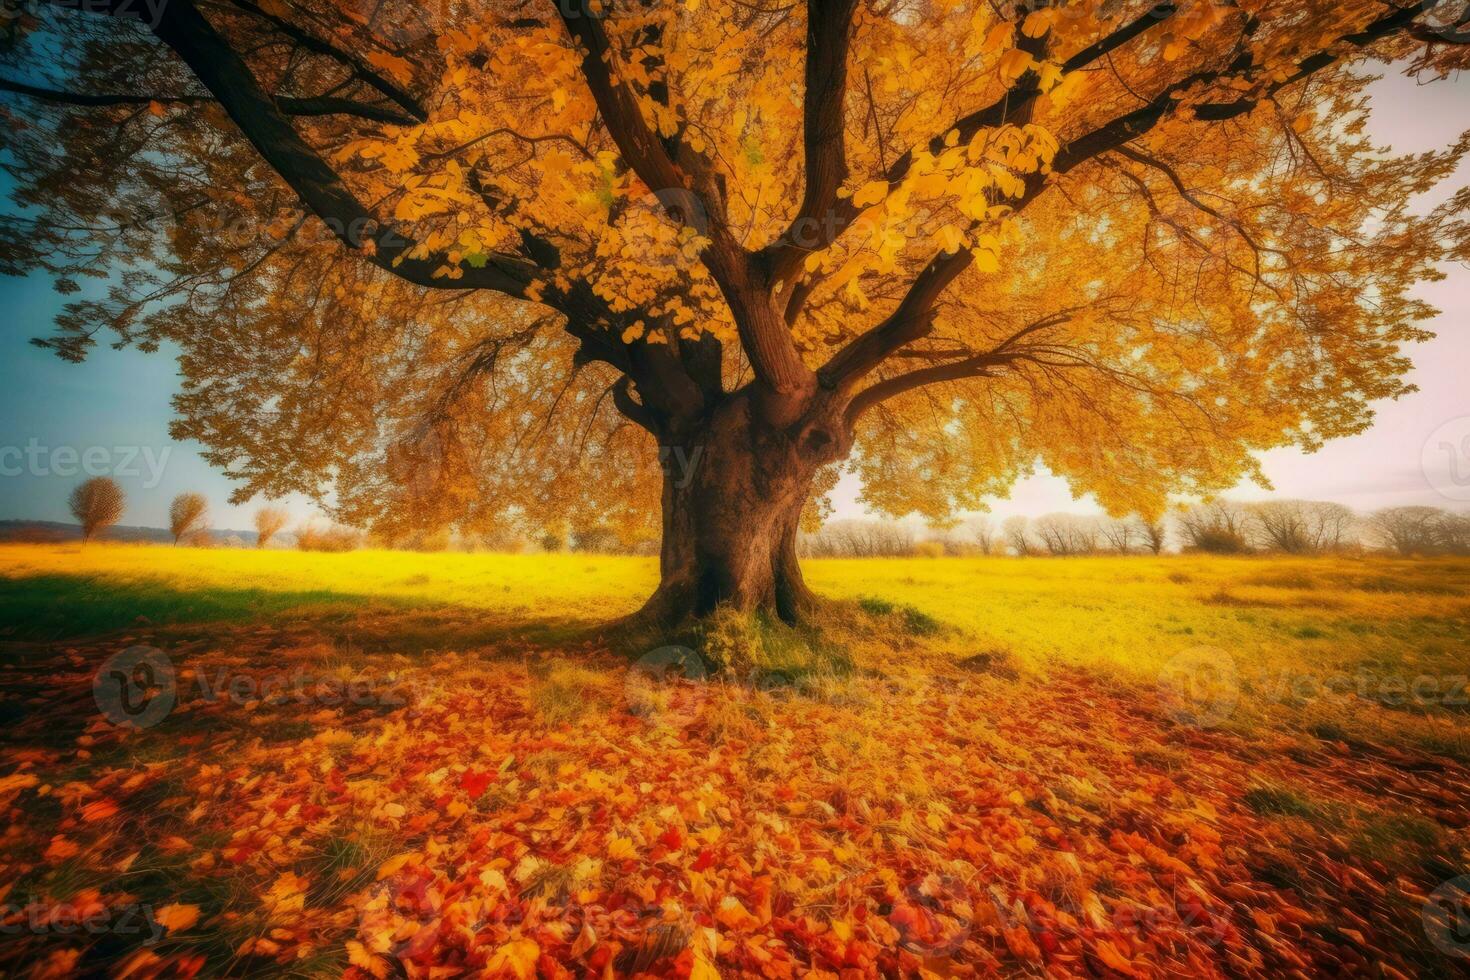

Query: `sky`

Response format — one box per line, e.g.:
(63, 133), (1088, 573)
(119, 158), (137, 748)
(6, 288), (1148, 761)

(0, 70), (1467, 533)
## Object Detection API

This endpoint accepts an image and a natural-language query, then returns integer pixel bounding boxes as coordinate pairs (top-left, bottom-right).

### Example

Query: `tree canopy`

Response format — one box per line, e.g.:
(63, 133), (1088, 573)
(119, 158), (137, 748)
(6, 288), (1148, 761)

(3, 0), (1468, 550)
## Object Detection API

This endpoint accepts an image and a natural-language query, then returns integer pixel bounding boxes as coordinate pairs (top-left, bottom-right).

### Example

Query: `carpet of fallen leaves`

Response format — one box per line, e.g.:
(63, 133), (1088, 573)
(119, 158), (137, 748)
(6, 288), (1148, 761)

(1, 622), (1468, 979)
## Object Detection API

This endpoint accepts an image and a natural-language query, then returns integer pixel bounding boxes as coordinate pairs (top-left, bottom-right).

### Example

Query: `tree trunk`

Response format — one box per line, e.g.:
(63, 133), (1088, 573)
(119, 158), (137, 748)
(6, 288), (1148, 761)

(632, 393), (825, 628)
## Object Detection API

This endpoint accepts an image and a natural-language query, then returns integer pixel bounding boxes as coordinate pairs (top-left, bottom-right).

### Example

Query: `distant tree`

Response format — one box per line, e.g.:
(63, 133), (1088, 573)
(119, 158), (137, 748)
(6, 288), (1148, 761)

(1098, 518), (1137, 554)
(971, 517), (997, 557)
(1138, 517), (1168, 555)
(539, 522), (568, 553)
(571, 524), (620, 554)
(254, 506), (289, 549)
(1304, 501), (1356, 553)
(168, 492), (209, 545)
(1176, 502), (1251, 554)
(1248, 500), (1353, 554)
(800, 519), (914, 558)
(1002, 516), (1034, 558)
(296, 523), (362, 552)
(1033, 514), (1100, 556)
(1437, 511), (1470, 555)
(1364, 506), (1444, 556)
(407, 528), (453, 552)
(69, 477), (124, 543)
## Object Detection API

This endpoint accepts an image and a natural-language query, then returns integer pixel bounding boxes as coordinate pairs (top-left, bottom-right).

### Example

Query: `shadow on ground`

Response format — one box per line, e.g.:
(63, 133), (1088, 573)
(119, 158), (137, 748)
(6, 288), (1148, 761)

(0, 572), (597, 650)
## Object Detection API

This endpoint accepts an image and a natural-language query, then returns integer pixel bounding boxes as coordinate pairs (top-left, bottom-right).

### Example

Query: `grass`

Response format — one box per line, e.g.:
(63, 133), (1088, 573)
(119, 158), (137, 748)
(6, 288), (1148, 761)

(5, 544), (1466, 756)
(1, 544), (1469, 975)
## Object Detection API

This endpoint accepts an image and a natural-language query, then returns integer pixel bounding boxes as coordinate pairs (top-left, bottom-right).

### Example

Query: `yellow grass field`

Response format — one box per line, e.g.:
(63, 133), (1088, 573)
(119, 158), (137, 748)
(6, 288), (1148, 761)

(1, 544), (1468, 977)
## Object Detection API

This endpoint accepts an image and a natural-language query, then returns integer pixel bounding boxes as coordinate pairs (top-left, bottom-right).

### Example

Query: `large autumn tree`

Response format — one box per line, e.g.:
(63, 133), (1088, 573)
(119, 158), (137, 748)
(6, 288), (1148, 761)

(2, 0), (1468, 625)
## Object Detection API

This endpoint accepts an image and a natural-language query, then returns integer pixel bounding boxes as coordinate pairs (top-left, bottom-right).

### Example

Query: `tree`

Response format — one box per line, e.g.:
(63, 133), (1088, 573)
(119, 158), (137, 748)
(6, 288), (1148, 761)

(1434, 511), (1470, 555)
(1176, 501), (1252, 554)
(1437, 511), (1470, 555)
(1138, 517), (1168, 556)
(296, 523), (362, 551)
(1002, 516), (1034, 558)
(1033, 513), (1099, 556)
(1365, 505), (1445, 555)
(971, 517), (997, 557)
(5, 1), (1468, 627)
(800, 519), (913, 558)
(169, 492), (209, 544)
(69, 477), (124, 542)
(1098, 517), (1137, 555)
(1248, 499), (1353, 554)
(254, 505), (289, 548)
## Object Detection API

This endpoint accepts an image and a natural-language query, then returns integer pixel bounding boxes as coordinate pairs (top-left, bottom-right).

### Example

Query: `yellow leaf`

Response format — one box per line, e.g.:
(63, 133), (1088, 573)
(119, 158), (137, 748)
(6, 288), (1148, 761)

(980, 21), (1012, 54)
(607, 834), (638, 860)
(263, 872), (308, 918)
(715, 896), (758, 931)
(155, 904), (200, 934)
(487, 938), (540, 980)
(1021, 9), (1054, 37)
(346, 941), (391, 980)
(571, 922), (598, 957)
(365, 51), (414, 84)
(1092, 938), (1137, 976)
(850, 180), (889, 209)
(691, 926), (721, 980)
(376, 852), (415, 880)
(998, 48), (1034, 83)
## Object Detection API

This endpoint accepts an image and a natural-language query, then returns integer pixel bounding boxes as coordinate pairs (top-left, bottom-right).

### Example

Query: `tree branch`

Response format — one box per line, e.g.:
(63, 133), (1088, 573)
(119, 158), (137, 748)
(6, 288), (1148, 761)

(0, 76), (421, 124)
(760, 0), (859, 286)
(846, 351), (1012, 423)
(843, 309), (1077, 421)
(552, 2), (686, 206)
(224, 0), (427, 122)
(822, 2), (1422, 399)
(121, 0), (544, 298)
(553, 0), (813, 420)
(780, 2), (1181, 324)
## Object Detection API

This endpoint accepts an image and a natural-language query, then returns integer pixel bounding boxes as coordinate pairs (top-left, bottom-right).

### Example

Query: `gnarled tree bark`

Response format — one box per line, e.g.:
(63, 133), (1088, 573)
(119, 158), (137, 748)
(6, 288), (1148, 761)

(631, 390), (844, 628)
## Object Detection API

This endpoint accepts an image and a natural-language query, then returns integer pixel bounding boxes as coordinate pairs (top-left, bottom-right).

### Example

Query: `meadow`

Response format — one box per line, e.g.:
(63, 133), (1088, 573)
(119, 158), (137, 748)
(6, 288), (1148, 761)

(0, 544), (1468, 976)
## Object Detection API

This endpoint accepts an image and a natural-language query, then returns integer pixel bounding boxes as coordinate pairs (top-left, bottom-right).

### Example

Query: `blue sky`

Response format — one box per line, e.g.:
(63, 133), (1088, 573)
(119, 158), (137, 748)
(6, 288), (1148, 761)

(0, 269), (318, 531)
(1, 71), (1467, 532)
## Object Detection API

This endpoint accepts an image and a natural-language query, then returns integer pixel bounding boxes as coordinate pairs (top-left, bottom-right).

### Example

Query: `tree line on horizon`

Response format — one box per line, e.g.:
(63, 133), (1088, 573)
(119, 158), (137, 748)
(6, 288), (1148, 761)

(54, 475), (1470, 559)
(901, 500), (1469, 559)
